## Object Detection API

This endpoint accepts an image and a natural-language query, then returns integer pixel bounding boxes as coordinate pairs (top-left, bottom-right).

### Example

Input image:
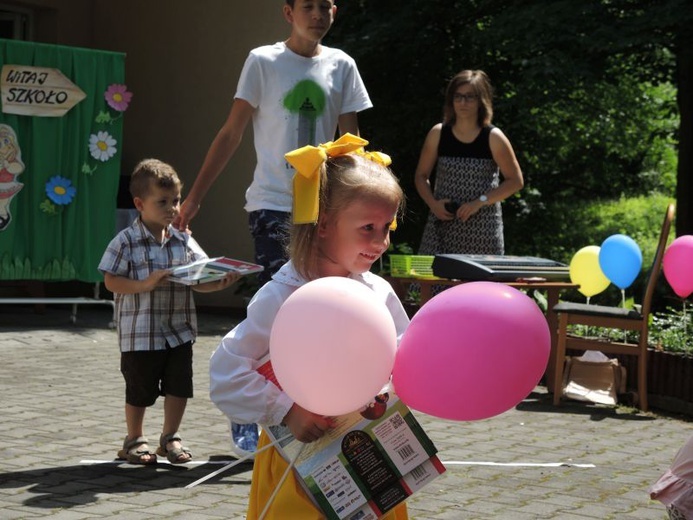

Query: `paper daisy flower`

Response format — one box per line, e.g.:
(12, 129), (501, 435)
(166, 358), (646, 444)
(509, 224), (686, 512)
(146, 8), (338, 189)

(104, 84), (133, 112)
(45, 176), (76, 205)
(89, 131), (117, 162)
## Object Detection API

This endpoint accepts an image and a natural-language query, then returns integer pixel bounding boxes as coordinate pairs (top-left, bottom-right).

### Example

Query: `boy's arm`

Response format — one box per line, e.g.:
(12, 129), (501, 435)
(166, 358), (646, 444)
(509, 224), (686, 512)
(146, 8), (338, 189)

(104, 270), (171, 295)
(337, 111), (359, 136)
(176, 99), (255, 230)
(192, 272), (241, 293)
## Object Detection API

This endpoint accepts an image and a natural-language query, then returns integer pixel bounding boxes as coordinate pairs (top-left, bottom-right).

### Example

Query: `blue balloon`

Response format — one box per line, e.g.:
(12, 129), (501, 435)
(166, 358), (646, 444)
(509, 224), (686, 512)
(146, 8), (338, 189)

(598, 234), (643, 289)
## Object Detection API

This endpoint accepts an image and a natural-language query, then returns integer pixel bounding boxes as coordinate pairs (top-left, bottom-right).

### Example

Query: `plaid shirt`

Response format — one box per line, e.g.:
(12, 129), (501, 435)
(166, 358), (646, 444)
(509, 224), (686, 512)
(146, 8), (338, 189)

(98, 217), (208, 352)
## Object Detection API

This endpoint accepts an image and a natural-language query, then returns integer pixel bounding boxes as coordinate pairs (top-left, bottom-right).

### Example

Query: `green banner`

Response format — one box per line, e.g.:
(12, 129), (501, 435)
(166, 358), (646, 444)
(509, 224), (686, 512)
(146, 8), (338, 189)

(0, 39), (126, 282)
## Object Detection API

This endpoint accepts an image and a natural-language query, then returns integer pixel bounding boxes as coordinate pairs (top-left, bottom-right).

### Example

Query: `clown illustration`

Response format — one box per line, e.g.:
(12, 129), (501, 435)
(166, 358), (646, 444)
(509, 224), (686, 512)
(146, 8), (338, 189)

(0, 124), (24, 231)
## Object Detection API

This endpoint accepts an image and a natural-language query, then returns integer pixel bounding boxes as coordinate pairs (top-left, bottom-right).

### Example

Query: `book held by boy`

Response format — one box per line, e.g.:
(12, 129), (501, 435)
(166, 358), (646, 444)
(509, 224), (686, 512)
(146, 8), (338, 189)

(168, 257), (263, 285)
(256, 357), (445, 520)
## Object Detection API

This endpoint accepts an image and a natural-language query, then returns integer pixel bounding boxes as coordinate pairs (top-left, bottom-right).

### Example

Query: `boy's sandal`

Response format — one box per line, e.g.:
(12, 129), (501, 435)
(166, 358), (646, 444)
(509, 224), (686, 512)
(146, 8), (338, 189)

(157, 432), (193, 464)
(117, 436), (157, 465)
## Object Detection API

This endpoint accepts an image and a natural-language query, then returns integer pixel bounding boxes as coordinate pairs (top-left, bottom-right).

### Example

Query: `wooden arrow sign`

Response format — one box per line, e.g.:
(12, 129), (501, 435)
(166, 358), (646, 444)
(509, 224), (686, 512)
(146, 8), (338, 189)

(1, 65), (86, 117)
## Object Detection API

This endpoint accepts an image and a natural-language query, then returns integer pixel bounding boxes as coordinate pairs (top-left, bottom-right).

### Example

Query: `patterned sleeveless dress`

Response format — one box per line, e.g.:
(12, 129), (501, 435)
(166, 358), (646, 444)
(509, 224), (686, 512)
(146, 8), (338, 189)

(418, 124), (504, 255)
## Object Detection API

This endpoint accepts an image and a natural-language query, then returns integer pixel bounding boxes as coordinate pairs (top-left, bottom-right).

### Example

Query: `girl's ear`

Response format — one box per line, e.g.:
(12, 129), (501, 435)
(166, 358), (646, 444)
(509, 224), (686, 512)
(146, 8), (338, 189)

(317, 215), (331, 237)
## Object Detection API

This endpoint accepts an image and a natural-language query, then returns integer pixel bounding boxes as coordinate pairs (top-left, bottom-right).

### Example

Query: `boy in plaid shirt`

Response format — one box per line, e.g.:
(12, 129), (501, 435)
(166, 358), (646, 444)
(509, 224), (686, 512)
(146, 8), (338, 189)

(99, 158), (238, 464)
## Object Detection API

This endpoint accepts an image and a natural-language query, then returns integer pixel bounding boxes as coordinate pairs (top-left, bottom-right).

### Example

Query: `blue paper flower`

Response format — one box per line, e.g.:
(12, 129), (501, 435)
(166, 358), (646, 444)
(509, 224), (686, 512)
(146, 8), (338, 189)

(45, 176), (76, 205)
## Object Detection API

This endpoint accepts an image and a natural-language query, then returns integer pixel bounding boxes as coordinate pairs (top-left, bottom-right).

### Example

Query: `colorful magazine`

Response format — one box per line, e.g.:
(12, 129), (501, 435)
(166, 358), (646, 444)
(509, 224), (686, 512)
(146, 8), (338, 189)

(257, 357), (445, 519)
(168, 256), (264, 285)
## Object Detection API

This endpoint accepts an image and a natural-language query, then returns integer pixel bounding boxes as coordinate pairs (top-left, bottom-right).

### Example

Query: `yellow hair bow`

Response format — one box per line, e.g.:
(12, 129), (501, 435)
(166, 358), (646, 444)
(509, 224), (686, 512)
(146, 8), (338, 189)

(355, 148), (392, 168)
(354, 148), (397, 230)
(285, 133), (396, 227)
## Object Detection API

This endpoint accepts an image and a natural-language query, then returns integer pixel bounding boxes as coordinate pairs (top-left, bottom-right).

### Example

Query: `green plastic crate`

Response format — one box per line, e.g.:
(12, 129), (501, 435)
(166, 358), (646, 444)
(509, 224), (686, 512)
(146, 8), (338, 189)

(389, 255), (436, 279)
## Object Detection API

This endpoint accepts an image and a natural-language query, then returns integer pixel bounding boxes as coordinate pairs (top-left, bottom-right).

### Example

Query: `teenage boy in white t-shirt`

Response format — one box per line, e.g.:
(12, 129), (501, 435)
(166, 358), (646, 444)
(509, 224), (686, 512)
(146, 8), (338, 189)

(175, 0), (371, 285)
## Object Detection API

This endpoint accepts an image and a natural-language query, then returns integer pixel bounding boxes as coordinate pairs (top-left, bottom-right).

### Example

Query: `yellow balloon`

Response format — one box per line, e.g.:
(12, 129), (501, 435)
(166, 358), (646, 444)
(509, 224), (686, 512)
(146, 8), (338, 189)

(570, 245), (611, 297)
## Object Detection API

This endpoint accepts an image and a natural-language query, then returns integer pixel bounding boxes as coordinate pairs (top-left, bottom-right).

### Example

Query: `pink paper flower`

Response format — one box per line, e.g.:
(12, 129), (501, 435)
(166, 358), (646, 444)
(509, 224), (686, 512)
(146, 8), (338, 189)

(104, 84), (133, 112)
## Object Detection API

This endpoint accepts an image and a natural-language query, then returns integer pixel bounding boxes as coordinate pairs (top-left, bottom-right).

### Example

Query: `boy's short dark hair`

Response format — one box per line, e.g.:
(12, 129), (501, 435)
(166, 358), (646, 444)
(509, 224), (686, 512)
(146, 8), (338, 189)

(129, 159), (182, 199)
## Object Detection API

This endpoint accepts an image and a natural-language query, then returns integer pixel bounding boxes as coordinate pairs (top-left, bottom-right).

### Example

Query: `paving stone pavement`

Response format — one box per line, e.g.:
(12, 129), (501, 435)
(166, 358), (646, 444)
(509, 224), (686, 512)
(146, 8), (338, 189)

(1, 304), (692, 519)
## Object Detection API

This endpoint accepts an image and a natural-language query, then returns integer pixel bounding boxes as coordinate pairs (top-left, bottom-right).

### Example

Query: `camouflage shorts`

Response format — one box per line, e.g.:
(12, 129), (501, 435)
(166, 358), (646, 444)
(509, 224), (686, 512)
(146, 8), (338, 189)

(248, 209), (290, 285)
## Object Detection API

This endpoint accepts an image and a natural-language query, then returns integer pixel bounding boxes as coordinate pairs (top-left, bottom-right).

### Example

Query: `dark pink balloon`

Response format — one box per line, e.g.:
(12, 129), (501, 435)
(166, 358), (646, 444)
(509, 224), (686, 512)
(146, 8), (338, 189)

(392, 282), (550, 421)
(663, 235), (693, 298)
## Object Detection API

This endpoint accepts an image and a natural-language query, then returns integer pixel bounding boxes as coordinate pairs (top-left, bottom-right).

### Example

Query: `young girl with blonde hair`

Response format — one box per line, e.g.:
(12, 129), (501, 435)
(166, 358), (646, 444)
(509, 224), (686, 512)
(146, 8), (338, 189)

(210, 133), (410, 519)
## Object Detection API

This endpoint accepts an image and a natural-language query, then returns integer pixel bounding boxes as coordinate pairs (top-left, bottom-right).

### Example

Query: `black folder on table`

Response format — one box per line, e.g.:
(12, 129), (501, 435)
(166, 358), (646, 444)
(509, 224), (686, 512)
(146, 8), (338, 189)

(432, 254), (570, 282)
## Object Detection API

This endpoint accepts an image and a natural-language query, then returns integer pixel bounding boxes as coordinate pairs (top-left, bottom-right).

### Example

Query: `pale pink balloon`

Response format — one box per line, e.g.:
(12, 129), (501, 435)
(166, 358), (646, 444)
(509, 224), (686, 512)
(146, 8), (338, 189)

(663, 235), (693, 298)
(392, 282), (550, 421)
(270, 277), (397, 416)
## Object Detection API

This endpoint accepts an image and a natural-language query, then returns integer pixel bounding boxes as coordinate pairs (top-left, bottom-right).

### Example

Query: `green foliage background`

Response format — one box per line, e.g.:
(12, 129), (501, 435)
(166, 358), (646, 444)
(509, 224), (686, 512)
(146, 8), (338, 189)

(325, 0), (689, 310)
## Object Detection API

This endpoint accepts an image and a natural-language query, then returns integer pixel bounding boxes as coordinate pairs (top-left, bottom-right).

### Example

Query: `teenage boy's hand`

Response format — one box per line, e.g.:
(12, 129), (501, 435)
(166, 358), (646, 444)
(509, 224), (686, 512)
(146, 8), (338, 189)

(174, 199), (200, 231)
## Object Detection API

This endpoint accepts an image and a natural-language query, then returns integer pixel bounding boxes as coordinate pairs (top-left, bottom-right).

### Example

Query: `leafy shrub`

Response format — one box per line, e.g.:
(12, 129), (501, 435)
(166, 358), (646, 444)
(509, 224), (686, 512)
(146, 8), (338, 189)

(567, 302), (692, 356)
(508, 194), (676, 310)
(650, 305), (693, 355)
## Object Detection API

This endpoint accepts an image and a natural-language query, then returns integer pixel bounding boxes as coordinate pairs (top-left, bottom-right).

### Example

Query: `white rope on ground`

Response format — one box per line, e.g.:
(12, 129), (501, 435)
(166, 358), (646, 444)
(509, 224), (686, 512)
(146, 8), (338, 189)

(80, 460), (238, 466)
(185, 433), (293, 489)
(442, 461), (595, 468)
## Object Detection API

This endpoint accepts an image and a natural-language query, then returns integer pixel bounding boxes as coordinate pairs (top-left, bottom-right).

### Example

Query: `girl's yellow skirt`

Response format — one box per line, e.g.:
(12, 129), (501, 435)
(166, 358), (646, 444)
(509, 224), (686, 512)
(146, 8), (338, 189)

(247, 431), (409, 520)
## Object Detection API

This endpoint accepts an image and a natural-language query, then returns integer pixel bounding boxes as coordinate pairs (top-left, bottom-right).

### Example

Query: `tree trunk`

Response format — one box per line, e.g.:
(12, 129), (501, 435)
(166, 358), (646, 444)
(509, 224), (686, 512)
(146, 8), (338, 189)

(676, 42), (693, 236)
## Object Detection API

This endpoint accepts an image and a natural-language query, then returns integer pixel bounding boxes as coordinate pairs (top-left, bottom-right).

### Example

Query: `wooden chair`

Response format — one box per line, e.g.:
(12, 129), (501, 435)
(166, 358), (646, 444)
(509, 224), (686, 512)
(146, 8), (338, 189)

(552, 203), (675, 411)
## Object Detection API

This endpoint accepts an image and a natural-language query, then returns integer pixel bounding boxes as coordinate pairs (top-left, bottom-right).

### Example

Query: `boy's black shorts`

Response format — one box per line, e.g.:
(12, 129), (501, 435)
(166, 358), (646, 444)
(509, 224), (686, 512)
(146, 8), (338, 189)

(120, 341), (193, 407)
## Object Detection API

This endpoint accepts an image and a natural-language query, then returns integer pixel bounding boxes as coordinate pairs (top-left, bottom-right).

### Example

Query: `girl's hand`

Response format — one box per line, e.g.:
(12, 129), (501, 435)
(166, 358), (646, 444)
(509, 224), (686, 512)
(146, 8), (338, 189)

(282, 403), (335, 443)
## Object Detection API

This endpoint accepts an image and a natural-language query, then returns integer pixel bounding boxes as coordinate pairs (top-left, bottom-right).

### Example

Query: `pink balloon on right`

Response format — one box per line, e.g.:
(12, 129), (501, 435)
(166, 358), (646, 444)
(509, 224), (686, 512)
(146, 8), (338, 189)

(663, 235), (693, 298)
(392, 282), (550, 421)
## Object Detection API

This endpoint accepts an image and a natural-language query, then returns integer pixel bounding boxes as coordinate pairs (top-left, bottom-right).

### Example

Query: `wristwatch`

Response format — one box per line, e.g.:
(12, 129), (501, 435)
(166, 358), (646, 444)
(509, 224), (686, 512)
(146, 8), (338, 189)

(479, 194), (489, 205)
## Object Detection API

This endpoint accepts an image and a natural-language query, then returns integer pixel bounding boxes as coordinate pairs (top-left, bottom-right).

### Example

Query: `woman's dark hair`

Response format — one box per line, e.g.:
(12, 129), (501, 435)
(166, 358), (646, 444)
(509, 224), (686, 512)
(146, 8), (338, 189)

(442, 70), (494, 127)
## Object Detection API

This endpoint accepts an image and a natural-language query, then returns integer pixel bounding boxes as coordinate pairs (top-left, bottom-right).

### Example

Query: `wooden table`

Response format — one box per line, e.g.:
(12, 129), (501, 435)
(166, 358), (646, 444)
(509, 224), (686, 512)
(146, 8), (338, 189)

(387, 276), (578, 392)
